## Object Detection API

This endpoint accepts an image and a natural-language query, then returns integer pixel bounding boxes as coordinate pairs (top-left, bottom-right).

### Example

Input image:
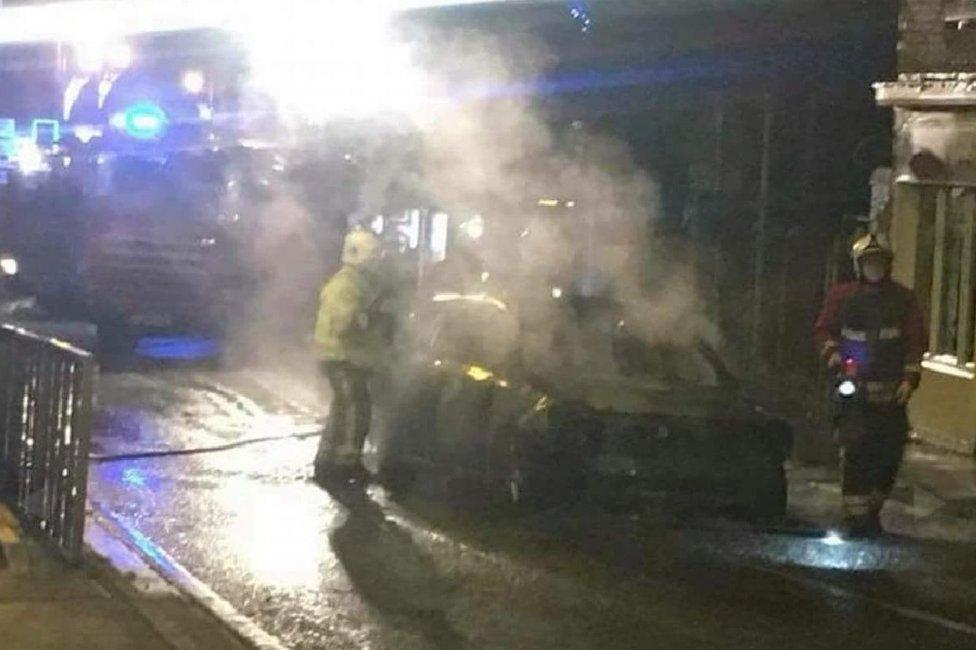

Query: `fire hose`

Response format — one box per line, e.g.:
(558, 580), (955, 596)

(88, 423), (324, 463)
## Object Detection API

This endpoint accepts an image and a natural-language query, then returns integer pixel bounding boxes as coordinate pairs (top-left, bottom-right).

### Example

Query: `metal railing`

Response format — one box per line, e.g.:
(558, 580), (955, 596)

(0, 323), (95, 563)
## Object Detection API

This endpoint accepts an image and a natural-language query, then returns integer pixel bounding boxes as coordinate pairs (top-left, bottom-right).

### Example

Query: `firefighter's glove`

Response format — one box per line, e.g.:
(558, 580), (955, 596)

(895, 380), (915, 406)
(826, 352), (843, 369)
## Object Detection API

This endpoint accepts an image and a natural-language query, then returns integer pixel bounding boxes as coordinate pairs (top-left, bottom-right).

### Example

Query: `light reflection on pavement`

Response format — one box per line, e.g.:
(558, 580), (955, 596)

(87, 366), (976, 650)
(214, 479), (336, 591)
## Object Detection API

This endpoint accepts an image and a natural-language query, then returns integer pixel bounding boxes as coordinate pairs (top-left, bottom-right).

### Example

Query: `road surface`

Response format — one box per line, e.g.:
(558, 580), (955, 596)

(87, 359), (976, 649)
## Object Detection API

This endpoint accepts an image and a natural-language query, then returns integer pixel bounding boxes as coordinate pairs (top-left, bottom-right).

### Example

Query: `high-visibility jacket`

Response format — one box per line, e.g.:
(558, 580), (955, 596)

(314, 265), (387, 370)
(814, 279), (927, 404)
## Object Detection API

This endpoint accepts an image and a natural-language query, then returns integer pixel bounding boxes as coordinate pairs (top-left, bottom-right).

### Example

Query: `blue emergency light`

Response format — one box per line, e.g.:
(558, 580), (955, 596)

(0, 119), (14, 160)
(119, 102), (168, 140)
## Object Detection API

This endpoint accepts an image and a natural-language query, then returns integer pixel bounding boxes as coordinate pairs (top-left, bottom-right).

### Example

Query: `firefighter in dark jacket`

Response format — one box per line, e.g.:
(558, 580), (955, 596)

(814, 233), (928, 536)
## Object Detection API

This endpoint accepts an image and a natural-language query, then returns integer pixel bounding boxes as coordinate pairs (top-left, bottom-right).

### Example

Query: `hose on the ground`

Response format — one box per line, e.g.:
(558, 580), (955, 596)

(88, 426), (323, 462)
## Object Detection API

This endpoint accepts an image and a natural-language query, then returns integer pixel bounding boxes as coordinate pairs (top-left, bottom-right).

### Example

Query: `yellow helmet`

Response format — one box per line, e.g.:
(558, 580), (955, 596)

(341, 228), (380, 267)
(851, 233), (893, 262)
(851, 233), (893, 278)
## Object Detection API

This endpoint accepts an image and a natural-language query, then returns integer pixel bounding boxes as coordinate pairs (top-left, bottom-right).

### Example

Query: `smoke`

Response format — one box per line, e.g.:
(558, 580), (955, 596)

(231, 24), (718, 390)
(399, 32), (717, 379)
(223, 188), (332, 372)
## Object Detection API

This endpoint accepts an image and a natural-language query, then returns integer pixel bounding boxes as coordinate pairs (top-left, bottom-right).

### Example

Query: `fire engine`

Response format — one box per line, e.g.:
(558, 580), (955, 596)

(0, 30), (283, 348)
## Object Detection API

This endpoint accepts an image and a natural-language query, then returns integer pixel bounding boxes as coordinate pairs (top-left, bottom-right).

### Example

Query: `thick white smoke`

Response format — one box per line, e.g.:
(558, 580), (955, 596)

(399, 32), (717, 379)
(232, 24), (718, 390)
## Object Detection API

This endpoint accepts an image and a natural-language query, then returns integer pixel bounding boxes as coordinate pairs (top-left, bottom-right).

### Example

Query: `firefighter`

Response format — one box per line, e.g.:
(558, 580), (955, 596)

(814, 233), (927, 536)
(313, 228), (389, 482)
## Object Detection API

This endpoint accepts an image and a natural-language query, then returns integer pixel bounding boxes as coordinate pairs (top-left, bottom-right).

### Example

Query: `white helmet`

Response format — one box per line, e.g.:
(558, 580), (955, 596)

(341, 229), (380, 267)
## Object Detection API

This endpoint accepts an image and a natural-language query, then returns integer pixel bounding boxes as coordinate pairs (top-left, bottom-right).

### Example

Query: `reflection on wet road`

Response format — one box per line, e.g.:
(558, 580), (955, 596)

(88, 366), (976, 649)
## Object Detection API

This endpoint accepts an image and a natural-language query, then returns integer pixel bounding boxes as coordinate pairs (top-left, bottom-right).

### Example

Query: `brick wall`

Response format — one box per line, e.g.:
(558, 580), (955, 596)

(900, 0), (976, 71)
(899, 0), (949, 72)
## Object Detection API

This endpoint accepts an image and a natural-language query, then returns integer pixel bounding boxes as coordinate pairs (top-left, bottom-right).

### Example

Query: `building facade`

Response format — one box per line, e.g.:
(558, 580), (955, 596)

(876, 1), (976, 452)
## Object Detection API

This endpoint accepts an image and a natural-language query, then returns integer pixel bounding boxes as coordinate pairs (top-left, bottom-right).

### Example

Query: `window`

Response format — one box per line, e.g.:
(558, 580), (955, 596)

(917, 186), (976, 368)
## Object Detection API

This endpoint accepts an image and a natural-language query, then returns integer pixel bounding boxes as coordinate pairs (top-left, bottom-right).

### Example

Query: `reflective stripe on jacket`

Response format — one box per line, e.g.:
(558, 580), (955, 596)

(813, 279), (928, 394)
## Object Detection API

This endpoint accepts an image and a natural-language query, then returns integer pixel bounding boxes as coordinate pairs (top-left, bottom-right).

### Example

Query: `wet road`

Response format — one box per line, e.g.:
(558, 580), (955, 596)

(87, 363), (976, 649)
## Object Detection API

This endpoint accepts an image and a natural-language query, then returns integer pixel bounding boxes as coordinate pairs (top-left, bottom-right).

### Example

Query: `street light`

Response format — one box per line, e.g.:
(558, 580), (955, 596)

(0, 257), (19, 277)
(182, 69), (205, 95)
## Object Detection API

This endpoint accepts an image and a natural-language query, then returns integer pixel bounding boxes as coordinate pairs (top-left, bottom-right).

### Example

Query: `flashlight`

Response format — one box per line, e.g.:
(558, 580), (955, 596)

(834, 357), (860, 400)
(837, 379), (857, 398)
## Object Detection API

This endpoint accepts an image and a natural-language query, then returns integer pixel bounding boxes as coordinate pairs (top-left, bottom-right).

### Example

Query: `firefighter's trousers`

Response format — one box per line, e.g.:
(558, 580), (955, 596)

(315, 361), (372, 469)
(838, 404), (908, 521)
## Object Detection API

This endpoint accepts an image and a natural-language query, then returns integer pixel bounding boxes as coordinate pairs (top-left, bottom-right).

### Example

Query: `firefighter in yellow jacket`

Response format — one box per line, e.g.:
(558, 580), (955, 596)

(313, 228), (389, 481)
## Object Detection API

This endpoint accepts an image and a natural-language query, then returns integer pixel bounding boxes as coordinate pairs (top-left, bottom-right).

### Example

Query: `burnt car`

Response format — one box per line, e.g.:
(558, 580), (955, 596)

(379, 293), (792, 520)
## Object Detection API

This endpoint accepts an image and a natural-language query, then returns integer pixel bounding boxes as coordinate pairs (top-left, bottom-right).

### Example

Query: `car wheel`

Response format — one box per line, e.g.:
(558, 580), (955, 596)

(494, 457), (543, 510)
(488, 427), (532, 510)
(377, 373), (440, 493)
(378, 461), (417, 495)
(742, 460), (787, 524)
(490, 426), (585, 512)
(506, 466), (527, 506)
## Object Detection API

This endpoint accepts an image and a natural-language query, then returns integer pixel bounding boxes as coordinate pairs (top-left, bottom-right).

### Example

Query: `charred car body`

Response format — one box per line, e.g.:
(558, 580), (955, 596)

(380, 289), (792, 520)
